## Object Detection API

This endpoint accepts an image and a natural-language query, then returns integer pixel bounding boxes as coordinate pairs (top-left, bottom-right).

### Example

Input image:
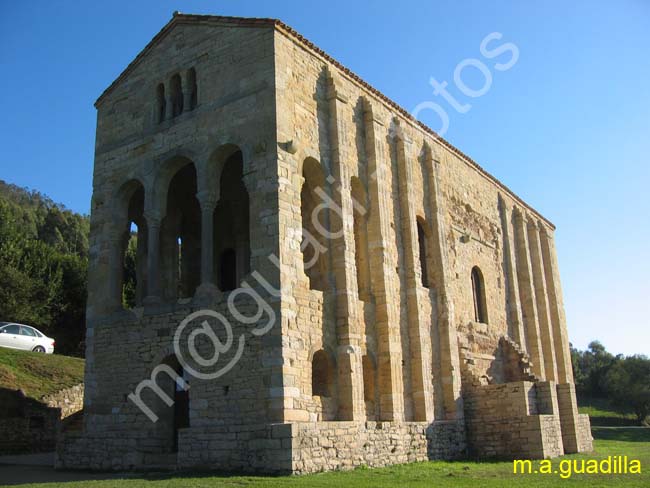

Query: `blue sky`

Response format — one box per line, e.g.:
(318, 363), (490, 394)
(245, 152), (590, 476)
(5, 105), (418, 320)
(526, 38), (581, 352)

(1, 1), (648, 355)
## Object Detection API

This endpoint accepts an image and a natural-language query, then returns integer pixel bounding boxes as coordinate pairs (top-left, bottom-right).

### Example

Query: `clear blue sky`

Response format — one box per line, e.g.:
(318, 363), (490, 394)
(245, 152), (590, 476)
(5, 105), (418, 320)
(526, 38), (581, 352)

(1, 1), (648, 356)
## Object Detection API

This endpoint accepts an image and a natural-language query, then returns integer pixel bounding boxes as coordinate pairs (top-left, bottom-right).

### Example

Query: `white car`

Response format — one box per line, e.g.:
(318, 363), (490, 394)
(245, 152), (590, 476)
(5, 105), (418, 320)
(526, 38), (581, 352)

(0, 322), (55, 354)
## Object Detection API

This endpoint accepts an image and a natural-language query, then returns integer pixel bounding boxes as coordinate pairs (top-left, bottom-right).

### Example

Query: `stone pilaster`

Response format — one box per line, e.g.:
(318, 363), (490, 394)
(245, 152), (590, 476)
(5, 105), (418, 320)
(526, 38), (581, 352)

(394, 125), (434, 421)
(497, 195), (525, 348)
(527, 220), (558, 382)
(326, 71), (364, 421)
(424, 146), (463, 420)
(512, 208), (545, 379)
(362, 98), (404, 421)
(106, 224), (126, 312)
(539, 227), (574, 384)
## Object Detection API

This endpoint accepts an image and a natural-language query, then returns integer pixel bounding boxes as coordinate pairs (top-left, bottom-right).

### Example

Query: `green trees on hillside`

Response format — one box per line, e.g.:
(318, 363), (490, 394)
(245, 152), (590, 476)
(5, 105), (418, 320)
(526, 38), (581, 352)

(0, 180), (88, 356)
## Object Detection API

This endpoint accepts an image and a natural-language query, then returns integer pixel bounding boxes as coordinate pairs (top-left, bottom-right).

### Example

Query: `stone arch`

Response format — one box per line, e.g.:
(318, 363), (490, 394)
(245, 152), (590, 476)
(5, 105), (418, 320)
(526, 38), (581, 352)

(301, 157), (329, 291)
(351, 176), (371, 301)
(210, 145), (250, 291)
(471, 265), (488, 324)
(158, 159), (201, 300)
(111, 178), (148, 309)
(416, 216), (430, 288)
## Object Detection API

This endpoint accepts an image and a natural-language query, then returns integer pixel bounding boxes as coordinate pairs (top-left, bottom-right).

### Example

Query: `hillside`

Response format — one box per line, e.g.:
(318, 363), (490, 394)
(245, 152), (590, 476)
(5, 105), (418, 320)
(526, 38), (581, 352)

(0, 347), (84, 400)
(0, 179), (89, 356)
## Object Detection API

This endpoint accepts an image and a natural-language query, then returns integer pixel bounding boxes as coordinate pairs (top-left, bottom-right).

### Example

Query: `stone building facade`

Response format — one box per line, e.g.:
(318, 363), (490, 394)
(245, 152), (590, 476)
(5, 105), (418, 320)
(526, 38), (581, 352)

(57, 13), (591, 473)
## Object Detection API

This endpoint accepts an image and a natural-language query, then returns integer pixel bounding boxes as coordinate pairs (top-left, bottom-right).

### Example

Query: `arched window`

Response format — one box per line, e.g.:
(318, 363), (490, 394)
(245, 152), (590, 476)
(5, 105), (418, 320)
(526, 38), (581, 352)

(417, 219), (429, 288)
(301, 158), (328, 291)
(312, 349), (333, 397)
(351, 177), (371, 301)
(156, 83), (166, 123)
(116, 181), (147, 309)
(471, 266), (488, 323)
(213, 150), (250, 291)
(170, 73), (183, 117)
(186, 68), (197, 110)
(161, 162), (200, 300)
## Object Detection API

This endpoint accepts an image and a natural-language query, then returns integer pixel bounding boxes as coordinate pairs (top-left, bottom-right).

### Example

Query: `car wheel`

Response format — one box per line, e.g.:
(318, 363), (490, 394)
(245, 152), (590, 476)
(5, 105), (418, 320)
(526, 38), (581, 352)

(32, 346), (46, 353)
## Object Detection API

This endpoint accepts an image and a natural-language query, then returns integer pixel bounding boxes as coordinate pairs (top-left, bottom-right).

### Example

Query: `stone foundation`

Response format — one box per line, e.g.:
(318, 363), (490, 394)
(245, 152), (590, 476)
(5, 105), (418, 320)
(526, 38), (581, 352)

(58, 420), (466, 473)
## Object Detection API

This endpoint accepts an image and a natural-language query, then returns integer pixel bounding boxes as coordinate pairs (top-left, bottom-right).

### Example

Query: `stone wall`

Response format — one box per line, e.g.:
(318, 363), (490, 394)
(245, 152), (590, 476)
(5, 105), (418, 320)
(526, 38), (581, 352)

(0, 390), (60, 455)
(463, 381), (564, 459)
(43, 383), (84, 419)
(58, 420), (466, 473)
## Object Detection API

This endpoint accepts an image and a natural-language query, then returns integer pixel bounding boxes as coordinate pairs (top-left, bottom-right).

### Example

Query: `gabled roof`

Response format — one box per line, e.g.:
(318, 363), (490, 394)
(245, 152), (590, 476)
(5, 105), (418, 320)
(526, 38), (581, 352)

(96, 12), (554, 228)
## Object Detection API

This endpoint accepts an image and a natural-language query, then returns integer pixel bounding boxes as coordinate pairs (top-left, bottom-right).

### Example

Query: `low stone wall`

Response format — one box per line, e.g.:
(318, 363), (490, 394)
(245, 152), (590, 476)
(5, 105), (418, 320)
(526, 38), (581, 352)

(0, 392), (60, 455)
(58, 420), (466, 473)
(464, 380), (564, 459)
(290, 420), (466, 473)
(43, 384), (84, 419)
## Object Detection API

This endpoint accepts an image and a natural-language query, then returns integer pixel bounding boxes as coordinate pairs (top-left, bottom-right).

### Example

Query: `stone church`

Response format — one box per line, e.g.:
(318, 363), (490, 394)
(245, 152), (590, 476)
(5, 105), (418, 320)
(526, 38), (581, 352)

(56, 13), (592, 473)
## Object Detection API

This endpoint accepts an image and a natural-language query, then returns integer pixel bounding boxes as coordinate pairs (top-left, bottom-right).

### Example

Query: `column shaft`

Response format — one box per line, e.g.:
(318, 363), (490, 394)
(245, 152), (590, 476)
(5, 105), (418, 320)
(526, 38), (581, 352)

(145, 217), (162, 301)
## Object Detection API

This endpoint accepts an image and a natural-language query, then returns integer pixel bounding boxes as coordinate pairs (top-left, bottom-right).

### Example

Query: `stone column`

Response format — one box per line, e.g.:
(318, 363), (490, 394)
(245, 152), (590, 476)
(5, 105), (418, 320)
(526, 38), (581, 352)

(165, 79), (174, 121)
(363, 98), (404, 422)
(497, 195), (525, 348)
(395, 125), (434, 422)
(143, 212), (162, 304)
(196, 191), (219, 296)
(182, 83), (192, 114)
(326, 71), (364, 421)
(527, 220), (558, 382)
(539, 226), (573, 384)
(512, 208), (545, 379)
(424, 146), (463, 420)
(106, 224), (126, 311)
(134, 219), (148, 306)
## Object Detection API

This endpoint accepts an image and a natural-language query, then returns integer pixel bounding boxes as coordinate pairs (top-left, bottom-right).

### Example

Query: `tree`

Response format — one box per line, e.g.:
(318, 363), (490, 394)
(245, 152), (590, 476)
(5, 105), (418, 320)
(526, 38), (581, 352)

(604, 355), (650, 425)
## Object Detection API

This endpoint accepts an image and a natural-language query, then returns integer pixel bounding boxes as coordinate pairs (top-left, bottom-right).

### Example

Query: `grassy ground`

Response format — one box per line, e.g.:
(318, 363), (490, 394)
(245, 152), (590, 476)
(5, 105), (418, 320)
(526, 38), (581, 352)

(0, 347), (84, 399)
(578, 396), (640, 426)
(4, 428), (647, 488)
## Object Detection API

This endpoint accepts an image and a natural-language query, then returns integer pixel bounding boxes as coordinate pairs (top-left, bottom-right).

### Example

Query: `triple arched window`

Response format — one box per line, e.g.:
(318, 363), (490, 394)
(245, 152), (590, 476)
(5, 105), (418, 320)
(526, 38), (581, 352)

(155, 68), (198, 124)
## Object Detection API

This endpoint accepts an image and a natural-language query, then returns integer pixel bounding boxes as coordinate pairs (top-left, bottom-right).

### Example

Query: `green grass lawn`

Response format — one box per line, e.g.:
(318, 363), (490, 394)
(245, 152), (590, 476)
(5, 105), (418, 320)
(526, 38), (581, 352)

(0, 347), (84, 400)
(5, 428), (648, 488)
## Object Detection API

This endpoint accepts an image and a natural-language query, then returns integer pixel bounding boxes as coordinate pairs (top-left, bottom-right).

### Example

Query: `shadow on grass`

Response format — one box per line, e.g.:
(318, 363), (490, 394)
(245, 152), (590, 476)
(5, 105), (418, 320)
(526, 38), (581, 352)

(592, 426), (650, 443)
(589, 416), (639, 427)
